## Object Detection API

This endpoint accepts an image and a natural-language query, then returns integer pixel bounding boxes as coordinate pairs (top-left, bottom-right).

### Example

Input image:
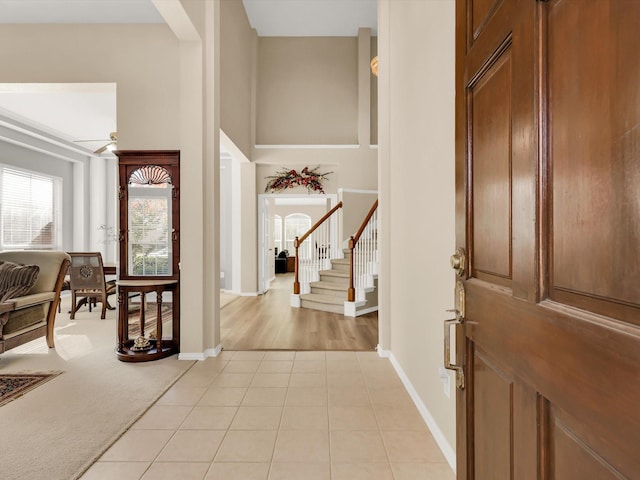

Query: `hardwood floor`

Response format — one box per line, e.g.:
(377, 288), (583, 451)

(220, 273), (378, 351)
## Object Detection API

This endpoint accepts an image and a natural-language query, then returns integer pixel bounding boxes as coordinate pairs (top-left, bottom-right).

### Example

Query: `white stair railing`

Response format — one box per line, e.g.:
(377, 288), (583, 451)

(348, 200), (379, 302)
(293, 202), (343, 295)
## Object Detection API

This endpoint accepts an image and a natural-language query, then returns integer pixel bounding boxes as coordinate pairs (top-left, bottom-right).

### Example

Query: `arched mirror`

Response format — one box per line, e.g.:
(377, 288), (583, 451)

(116, 151), (180, 281)
(127, 165), (173, 277)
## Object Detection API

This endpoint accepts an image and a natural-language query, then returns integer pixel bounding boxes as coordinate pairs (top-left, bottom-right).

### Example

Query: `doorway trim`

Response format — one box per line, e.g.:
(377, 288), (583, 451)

(257, 193), (338, 295)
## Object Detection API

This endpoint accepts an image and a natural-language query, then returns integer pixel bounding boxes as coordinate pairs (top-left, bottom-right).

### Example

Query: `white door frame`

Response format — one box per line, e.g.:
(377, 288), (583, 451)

(257, 193), (338, 295)
(257, 196), (270, 294)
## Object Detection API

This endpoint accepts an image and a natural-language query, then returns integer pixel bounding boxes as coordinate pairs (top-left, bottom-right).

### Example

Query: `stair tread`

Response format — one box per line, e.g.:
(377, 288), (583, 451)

(320, 270), (349, 278)
(310, 281), (348, 291)
(300, 293), (344, 305)
(332, 258), (350, 264)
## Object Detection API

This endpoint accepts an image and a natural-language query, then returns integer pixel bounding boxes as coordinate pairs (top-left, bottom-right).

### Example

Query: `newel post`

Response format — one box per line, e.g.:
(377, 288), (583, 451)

(293, 237), (300, 294)
(347, 236), (355, 302)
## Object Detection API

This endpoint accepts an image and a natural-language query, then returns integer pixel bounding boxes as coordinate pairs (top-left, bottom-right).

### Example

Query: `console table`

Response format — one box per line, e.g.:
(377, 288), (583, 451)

(115, 279), (179, 362)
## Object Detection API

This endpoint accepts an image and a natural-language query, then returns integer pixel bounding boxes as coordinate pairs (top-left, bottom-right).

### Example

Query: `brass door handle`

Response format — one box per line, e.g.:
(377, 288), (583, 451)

(444, 315), (465, 390)
(450, 247), (466, 276)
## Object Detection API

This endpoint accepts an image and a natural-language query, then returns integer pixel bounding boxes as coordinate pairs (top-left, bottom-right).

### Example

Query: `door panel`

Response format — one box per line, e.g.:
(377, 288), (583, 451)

(455, 0), (640, 478)
(550, 405), (626, 479)
(465, 283), (640, 478)
(471, 50), (513, 282)
(471, 0), (502, 40)
(473, 349), (512, 480)
(548, 0), (640, 323)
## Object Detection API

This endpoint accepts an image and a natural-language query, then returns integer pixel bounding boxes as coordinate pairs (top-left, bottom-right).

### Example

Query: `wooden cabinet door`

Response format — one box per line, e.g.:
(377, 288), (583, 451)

(455, 0), (640, 478)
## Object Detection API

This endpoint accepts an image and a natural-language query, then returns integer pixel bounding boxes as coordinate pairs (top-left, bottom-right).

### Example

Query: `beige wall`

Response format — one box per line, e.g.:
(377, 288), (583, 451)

(256, 37), (359, 145)
(378, 0), (457, 463)
(181, 0), (220, 355)
(254, 147), (378, 194)
(340, 190), (378, 243)
(0, 13), (221, 357)
(221, 0), (256, 158)
(248, 26), (378, 309)
(0, 25), (180, 150)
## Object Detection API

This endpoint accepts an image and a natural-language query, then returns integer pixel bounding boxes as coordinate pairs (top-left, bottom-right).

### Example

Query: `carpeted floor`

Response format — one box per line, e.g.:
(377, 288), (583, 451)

(0, 294), (195, 480)
(0, 372), (62, 407)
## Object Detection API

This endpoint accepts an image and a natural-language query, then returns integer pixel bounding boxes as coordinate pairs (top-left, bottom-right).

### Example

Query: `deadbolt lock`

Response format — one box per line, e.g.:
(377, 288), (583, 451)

(450, 247), (466, 276)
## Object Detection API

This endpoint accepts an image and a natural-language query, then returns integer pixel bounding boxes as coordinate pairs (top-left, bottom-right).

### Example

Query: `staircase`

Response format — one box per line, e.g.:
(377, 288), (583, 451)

(291, 199), (379, 317)
(300, 250), (351, 314)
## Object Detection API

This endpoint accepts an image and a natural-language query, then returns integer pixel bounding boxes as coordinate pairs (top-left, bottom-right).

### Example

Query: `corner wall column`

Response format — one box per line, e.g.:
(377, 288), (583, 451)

(358, 27), (372, 148)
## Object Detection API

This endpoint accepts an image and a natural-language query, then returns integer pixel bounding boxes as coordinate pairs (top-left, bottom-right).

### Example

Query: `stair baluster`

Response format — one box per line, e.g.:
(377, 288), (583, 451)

(293, 201), (343, 296)
(348, 200), (378, 302)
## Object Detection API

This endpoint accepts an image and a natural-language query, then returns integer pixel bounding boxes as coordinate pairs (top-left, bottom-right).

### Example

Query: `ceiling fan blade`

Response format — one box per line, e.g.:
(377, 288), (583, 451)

(94, 144), (109, 154)
(75, 132), (117, 154)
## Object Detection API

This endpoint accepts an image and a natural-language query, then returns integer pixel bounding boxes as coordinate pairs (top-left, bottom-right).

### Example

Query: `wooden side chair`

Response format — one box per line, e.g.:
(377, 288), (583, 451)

(68, 252), (116, 320)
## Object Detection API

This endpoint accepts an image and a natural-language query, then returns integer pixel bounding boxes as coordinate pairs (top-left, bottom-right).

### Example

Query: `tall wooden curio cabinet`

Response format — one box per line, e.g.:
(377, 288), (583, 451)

(115, 150), (180, 362)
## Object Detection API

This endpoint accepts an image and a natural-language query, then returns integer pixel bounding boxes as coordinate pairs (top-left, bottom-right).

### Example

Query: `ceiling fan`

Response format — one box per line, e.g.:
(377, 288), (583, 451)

(74, 131), (117, 154)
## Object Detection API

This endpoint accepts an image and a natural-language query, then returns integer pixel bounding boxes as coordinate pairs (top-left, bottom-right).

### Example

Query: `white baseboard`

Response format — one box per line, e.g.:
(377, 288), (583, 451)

(379, 349), (456, 472)
(205, 344), (223, 357)
(222, 290), (242, 296)
(355, 305), (378, 316)
(239, 292), (259, 297)
(178, 344), (222, 361)
(178, 352), (205, 361)
(376, 345), (391, 357)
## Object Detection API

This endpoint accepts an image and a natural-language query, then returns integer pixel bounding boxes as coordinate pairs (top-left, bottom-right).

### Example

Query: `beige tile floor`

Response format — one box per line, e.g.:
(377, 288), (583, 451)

(81, 351), (455, 480)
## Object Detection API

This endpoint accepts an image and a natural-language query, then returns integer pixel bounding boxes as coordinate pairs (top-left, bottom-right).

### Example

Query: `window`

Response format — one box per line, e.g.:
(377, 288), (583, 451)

(274, 215), (282, 254)
(0, 166), (61, 250)
(284, 213), (311, 255)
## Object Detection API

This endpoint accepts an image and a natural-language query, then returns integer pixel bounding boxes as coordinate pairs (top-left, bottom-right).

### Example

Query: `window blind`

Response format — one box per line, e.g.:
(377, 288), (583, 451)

(1, 167), (59, 250)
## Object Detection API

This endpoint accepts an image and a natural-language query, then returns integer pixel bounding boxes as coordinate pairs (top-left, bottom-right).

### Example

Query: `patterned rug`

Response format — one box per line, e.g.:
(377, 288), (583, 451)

(0, 372), (62, 407)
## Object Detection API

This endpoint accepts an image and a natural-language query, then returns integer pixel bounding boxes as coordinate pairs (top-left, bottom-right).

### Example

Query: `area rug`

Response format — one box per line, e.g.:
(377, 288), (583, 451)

(0, 372), (62, 407)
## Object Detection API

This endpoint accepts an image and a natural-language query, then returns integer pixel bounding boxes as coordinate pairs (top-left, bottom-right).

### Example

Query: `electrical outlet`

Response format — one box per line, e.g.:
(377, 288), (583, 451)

(220, 271), (225, 278)
(438, 366), (451, 399)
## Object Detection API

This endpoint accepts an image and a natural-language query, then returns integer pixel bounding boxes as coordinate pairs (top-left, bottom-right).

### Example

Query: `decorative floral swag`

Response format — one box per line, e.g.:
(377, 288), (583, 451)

(264, 166), (333, 194)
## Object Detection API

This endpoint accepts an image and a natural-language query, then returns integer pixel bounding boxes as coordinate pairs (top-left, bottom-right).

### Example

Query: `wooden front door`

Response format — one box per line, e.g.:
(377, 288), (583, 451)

(454, 0), (640, 478)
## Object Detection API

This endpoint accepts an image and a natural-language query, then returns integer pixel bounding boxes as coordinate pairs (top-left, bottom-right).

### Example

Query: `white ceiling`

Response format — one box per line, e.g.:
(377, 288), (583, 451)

(243, 0), (377, 36)
(0, 83), (117, 154)
(0, 0), (376, 154)
(0, 0), (164, 24)
(0, 0), (377, 35)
